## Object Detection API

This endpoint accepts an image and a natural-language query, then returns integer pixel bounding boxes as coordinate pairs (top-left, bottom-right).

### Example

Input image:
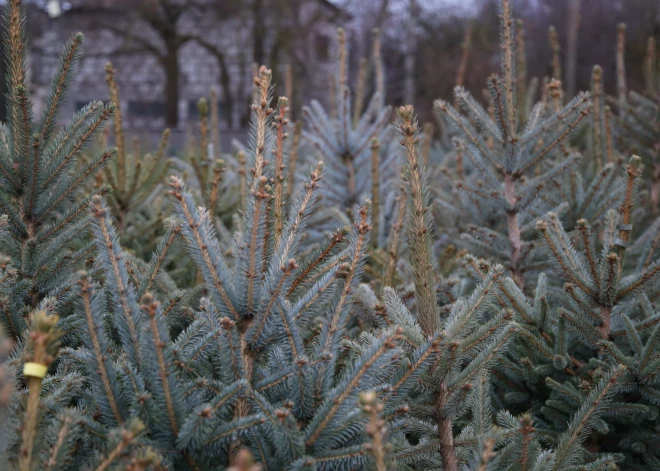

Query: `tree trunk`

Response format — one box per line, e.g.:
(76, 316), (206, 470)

(252, 0), (266, 67)
(163, 45), (179, 127)
(565, 0), (581, 99)
(403, 0), (417, 105)
(436, 384), (458, 471)
(504, 174), (524, 288)
(219, 63), (234, 129)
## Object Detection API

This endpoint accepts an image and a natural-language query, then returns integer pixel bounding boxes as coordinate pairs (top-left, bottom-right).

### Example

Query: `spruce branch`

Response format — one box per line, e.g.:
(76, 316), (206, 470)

(644, 36), (656, 95)
(286, 121), (303, 200)
(372, 28), (385, 108)
(504, 172), (524, 288)
(207, 159), (225, 218)
(576, 219), (600, 293)
(5, 0), (28, 164)
(387, 333), (442, 401)
(16, 85), (33, 182)
(90, 194), (142, 365)
(516, 98), (590, 176)
(228, 449), (262, 471)
(516, 19), (527, 124)
(616, 24), (627, 105)
(36, 147), (116, 222)
(198, 98), (209, 165)
(338, 27), (347, 99)
(320, 201), (371, 365)
(575, 164), (615, 219)
(354, 58), (368, 127)
(287, 226), (347, 298)
(141, 293), (180, 437)
(434, 100), (499, 173)
(604, 105), (614, 164)
(92, 419), (145, 471)
(614, 155), (642, 269)
(370, 138), (381, 250)
(38, 185), (110, 243)
(500, 0), (517, 138)
(549, 26), (562, 83)
(273, 97), (289, 246)
(245, 66), (274, 315)
(536, 217), (594, 295)
(207, 88), (221, 158)
(398, 105), (439, 334)
(551, 366), (627, 470)
(455, 21), (473, 103)
(39, 33), (83, 142)
(19, 311), (61, 471)
(138, 223), (181, 298)
(454, 138), (465, 181)
(78, 274), (125, 425)
(25, 134), (41, 219)
(383, 190), (406, 288)
(0, 326), (13, 409)
(360, 391), (390, 471)
(306, 328), (401, 447)
(251, 66), (273, 183)
(267, 162), (323, 278)
(44, 411), (77, 471)
(436, 383), (458, 471)
(247, 174), (269, 314)
(105, 62), (126, 194)
(41, 101), (114, 189)
(169, 176), (239, 319)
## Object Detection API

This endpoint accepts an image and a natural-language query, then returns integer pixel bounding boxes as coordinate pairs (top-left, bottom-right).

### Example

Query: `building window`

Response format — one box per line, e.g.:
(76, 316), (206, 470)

(129, 101), (166, 118)
(315, 34), (330, 61)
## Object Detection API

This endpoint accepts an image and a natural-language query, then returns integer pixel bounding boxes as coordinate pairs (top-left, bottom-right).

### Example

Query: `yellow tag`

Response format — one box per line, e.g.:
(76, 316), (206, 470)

(23, 362), (48, 378)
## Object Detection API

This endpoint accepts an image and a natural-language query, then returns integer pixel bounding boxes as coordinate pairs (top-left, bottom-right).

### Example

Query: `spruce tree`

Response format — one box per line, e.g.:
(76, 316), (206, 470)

(1, 60), (412, 470)
(0, 0), (115, 344)
(433, 0), (592, 289)
(383, 105), (516, 471)
(1, 0), (660, 469)
(301, 28), (398, 239)
(614, 37), (660, 212)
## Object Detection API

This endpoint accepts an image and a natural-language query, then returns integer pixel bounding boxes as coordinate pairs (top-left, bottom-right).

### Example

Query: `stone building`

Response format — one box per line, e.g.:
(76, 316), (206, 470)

(26, 0), (347, 137)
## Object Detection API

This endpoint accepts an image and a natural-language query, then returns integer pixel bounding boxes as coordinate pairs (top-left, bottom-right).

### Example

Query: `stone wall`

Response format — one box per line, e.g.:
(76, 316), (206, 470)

(27, 0), (343, 131)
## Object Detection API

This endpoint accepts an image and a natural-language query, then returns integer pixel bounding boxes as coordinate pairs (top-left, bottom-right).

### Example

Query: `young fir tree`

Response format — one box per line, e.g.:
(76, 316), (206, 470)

(0, 0), (115, 344)
(414, 1), (654, 468)
(338, 105), (629, 471)
(1, 63), (414, 470)
(432, 0), (624, 290)
(430, 4), (660, 467)
(2, 0), (660, 469)
(300, 28), (408, 293)
(164, 66), (404, 469)
(613, 36), (660, 212)
(378, 105), (515, 471)
(484, 153), (660, 469)
(301, 28), (398, 238)
(102, 62), (173, 257)
(176, 96), (239, 220)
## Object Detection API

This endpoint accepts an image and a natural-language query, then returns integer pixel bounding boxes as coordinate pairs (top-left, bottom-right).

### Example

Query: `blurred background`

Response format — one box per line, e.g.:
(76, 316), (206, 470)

(2, 0), (658, 149)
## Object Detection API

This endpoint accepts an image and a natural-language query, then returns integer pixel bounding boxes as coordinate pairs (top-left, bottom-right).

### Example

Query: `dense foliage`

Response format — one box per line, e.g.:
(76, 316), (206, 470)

(1, 0), (660, 469)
